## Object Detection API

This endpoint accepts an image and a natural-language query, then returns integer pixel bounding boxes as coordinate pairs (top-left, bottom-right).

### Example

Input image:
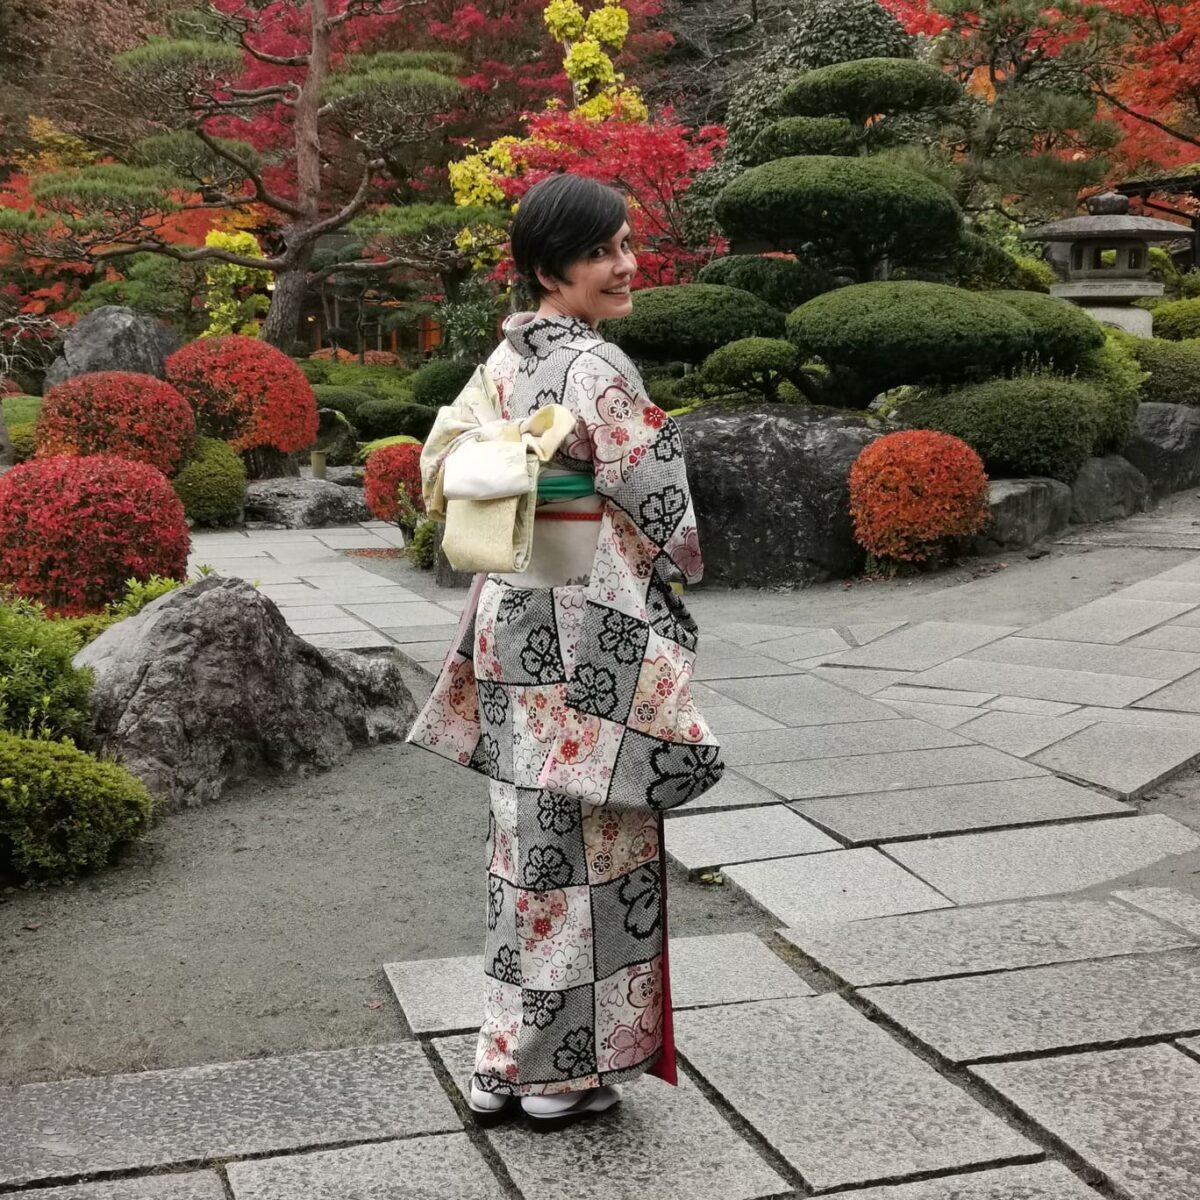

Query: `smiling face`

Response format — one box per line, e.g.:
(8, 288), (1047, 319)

(536, 222), (637, 328)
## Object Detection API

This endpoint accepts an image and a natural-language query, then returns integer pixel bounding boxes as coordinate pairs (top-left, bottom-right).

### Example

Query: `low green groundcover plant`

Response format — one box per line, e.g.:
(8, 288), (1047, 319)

(3, 394), (42, 427)
(172, 436), (247, 527)
(0, 731), (153, 881)
(1118, 335), (1200, 407)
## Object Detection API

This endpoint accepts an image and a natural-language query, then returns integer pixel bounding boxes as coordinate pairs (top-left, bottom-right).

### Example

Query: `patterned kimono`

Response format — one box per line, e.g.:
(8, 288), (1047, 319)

(406, 313), (723, 1096)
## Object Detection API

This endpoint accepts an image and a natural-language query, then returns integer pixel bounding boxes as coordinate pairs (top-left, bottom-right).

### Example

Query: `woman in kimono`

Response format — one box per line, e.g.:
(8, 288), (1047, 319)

(406, 173), (723, 1129)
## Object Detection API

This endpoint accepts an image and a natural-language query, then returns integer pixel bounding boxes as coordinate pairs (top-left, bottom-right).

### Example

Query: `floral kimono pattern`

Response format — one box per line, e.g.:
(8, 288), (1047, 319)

(407, 313), (723, 1096)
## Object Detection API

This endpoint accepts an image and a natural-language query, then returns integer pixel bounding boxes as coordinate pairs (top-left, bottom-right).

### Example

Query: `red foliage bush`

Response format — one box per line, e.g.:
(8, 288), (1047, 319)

(363, 442), (424, 524)
(165, 335), (319, 454)
(850, 430), (989, 563)
(0, 454), (190, 616)
(309, 347), (403, 365)
(37, 371), (196, 476)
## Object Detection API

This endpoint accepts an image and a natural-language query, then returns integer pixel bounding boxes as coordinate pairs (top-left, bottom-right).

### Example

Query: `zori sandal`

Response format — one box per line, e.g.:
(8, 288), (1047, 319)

(520, 1085), (622, 1132)
(467, 1083), (520, 1127)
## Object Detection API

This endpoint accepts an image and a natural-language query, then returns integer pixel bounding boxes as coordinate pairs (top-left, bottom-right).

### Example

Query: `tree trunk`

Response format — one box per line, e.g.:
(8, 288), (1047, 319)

(244, 447), (300, 479)
(260, 265), (310, 349)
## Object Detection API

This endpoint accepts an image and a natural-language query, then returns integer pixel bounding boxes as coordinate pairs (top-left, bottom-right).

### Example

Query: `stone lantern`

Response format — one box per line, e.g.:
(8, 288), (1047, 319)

(1028, 192), (1186, 336)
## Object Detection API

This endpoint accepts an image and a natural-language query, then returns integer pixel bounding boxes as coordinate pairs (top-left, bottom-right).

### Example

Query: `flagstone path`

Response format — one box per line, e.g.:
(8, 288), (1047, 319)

(9, 517), (1200, 1195)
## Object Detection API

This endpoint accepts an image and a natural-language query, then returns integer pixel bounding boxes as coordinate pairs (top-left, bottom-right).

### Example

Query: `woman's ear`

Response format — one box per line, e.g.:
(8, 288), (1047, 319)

(534, 268), (560, 295)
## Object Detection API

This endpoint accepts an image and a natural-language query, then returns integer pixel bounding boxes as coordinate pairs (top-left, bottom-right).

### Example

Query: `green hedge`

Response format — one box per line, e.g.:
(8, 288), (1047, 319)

(2, 394), (41, 426)
(604, 284), (785, 363)
(0, 731), (153, 881)
(1121, 335), (1200, 407)
(298, 360), (414, 399)
(355, 398), (437, 441)
(779, 57), (962, 124)
(903, 376), (1101, 482)
(714, 156), (961, 279)
(696, 254), (836, 311)
(786, 281), (1033, 403)
(171, 436), (246, 527)
(988, 290), (1104, 371)
(702, 338), (799, 401)
(747, 116), (859, 163)
(1152, 298), (1200, 341)
(1078, 332), (1146, 452)
(7, 421), (37, 462)
(409, 359), (475, 408)
(311, 385), (375, 419)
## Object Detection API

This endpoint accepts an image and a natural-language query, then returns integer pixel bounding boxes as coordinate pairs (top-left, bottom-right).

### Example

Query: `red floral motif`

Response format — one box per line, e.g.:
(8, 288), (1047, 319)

(643, 405), (666, 429)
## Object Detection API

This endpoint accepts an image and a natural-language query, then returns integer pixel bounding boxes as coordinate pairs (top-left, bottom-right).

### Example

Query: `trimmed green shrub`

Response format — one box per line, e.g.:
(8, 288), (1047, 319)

(2, 394), (42, 426)
(747, 116), (859, 164)
(409, 359), (475, 408)
(646, 377), (683, 409)
(1077, 331), (1146, 453)
(715, 156), (961, 280)
(0, 597), (93, 741)
(786, 281), (1033, 404)
(696, 254), (836, 311)
(355, 398), (437, 441)
(780, 58), (962, 125)
(406, 519), (438, 569)
(1121, 335), (1200, 407)
(171, 436), (246, 527)
(902, 376), (1100, 482)
(0, 731), (153, 881)
(1152, 298), (1200, 341)
(311, 385), (374, 419)
(1013, 254), (1057, 292)
(989, 290), (1104, 371)
(604, 284), (785, 363)
(8, 422), (36, 462)
(702, 338), (800, 401)
(295, 358), (330, 384)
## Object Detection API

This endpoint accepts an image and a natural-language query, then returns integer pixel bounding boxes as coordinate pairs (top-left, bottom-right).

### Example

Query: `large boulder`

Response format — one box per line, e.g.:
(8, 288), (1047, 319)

(314, 407), (359, 467)
(971, 478), (1072, 553)
(677, 405), (877, 586)
(1069, 455), (1152, 525)
(43, 305), (179, 389)
(244, 477), (370, 527)
(1122, 402), (1200, 497)
(74, 575), (417, 810)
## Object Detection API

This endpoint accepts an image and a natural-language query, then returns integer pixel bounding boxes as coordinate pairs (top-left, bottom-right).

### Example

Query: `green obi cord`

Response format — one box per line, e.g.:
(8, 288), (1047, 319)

(536, 471), (596, 502)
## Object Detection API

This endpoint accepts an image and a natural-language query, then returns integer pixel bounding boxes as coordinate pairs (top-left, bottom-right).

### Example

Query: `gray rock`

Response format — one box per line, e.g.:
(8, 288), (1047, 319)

(677, 405), (877, 587)
(1069, 454), (1151, 523)
(244, 477), (370, 528)
(74, 575), (417, 809)
(313, 408), (358, 467)
(972, 478), (1071, 553)
(43, 305), (179, 389)
(16, 1176), (224, 1200)
(1123, 402), (1200, 497)
(324, 464), (364, 488)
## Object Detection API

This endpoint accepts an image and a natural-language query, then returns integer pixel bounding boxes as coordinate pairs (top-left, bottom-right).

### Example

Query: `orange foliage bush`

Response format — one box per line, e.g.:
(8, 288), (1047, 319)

(849, 430), (989, 563)
(309, 348), (403, 365)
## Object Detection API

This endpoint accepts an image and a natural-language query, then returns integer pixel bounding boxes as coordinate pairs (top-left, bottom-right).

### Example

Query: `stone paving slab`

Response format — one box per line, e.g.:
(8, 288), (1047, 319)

(957, 710), (1095, 758)
(265, 584), (425, 607)
(844, 1163), (1102, 1200)
(0, 1044), (459, 1188)
(793, 777), (1130, 845)
(876, 699), (984, 729)
(883, 814), (1200, 903)
(10, 1176), (226, 1200)
(1031, 720), (1200, 797)
(810, 666), (914, 695)
(752, 628), (849, 663)
(1114, 579), (1200, 603)
(1068, 704), (1200, 732)
(344, 600), (461, 626)
(692, 654), (803, 680)
(1133, 669), (1200, 714)
(302, 630), (397, 651)
(250, 544), (350, 565)
(1058, 527), (1200, 549)
(973, 1044), (1200, 1199)
(287, 617), (373, 635)
(379, 623), (467, 645)
(1129, 624), (1200, 653)
(225, 1132), (504, 1200)
(780, 897), (1195, 986)
(702, 702), (785, 734)
(725, 848), (954, 926)
(676, 996), (1037, 1191)
(431, 1034), (791, 1200)
(266, 603), (350, 621)
(702, 674), (900, 727)
(1114, 886), (1200, 935)
(876, 685), (997, 707)
(984, 695), (1082, 717)
(718, 719), (970, 767)
(743, 745), (1047, 801)
(1018, 596), (1195, 644)
(863, 948), (1200, 1062)
(966, 635), (1200, 681)
(831, 622), (1017, 672)
(706, 621), (822, 646)
(684, 767), (788, 811)
(664, 806), (841, 871)
(847, 621), (910, 645)
(905, 658), (1167, 707)
(384, 956), (480, 1033)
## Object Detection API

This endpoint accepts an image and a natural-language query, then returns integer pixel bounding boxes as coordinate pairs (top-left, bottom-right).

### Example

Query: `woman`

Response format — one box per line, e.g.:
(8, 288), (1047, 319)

(406, 173), (723, 1129)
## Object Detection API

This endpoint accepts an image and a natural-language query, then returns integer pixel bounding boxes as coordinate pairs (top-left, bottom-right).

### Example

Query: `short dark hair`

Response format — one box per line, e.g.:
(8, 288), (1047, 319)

(510, 174), (628, 300)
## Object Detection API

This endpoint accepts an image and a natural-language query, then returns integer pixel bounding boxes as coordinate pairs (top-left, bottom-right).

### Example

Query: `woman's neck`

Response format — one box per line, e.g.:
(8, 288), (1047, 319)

(535, 298), (597, 330)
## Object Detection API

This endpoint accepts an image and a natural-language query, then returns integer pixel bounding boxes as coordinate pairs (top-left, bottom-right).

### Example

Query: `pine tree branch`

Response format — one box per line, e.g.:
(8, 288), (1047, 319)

(303, 163), (383, 239)
(327, 0), (428, 28)
(193, 127), (307, 218)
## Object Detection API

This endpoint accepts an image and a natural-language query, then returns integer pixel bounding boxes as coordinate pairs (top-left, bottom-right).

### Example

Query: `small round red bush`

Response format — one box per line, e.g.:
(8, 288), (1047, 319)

(850, 430), (989, 563)
(165, 335), (319, 454)
(37, 371), (196, 476)
(0, 454), (190, 616)
(310, 347), (402, 365)
(363, 442), (424, 524)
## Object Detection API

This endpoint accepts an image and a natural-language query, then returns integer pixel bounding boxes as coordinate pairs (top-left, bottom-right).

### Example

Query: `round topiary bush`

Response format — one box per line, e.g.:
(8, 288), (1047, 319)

(786, 281), (1034, 403)
(363, 441), (424, 528)
(409, 359), (476, 408)
(902, 376), (1100, 483)
(171, 436), (247, 527)
(0, 730), (153, 881)
(36, 371), (196, 476)
(1078, 332), (1146, 452)
(1151, 298), (1200, 341)
(311, 385), (375, 419)
(0, 454), (190, 615)
(355, 398), (437, 441)
(696, 255), (836, 311)
(714, 156), (961, 280)
(747, 116), (859, 164)
(1121, 335), (1200, 407)
(8, 422), (37, 462)
(165, 335), (319, 454)
(702, 338), (800, 401)
(779, 58), (962, 124)
(988, 290), (1104, 371)
(850, 430), (989, 563)
(604, 284), (785, 363)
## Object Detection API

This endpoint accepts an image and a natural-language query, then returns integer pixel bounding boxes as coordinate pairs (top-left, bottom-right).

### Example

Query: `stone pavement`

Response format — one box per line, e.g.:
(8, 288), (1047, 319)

(9, 519), (1200, 1195)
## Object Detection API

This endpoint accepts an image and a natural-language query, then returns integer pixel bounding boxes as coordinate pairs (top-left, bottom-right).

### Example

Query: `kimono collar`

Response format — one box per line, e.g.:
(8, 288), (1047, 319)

(504, 312), (600, 359)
